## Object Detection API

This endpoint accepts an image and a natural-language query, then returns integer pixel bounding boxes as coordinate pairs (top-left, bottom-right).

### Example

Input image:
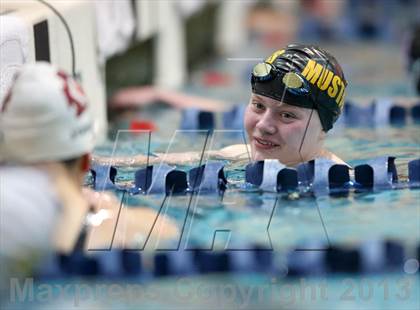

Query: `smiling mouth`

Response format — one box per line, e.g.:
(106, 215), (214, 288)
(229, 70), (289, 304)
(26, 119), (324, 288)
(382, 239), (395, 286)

(254, 137), (280, 149)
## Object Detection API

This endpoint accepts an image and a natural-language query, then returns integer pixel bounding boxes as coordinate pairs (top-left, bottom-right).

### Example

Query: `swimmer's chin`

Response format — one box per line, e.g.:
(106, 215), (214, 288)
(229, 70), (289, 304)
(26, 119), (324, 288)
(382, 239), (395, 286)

(251, 150), (280, 162)
(251, 149), (302, 167)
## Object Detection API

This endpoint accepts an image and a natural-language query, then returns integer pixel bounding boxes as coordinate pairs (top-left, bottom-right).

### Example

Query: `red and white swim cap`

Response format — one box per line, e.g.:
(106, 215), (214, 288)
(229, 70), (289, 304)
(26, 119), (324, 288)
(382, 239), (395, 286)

(0, 62), (95, 163)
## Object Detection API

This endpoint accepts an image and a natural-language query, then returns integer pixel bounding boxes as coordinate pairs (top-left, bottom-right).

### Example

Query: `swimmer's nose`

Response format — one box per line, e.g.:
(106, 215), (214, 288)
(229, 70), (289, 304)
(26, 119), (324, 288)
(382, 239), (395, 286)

(255, 111), (277, 135)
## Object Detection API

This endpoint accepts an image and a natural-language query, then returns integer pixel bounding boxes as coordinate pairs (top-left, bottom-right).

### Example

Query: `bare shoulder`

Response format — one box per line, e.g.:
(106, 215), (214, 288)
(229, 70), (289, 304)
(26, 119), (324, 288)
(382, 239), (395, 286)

(322, 149), (351, 168)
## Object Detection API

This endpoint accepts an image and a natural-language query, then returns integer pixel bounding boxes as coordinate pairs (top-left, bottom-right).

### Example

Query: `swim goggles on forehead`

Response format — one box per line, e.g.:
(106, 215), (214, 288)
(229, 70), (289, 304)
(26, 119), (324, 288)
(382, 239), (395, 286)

(251, 62), (311, 97)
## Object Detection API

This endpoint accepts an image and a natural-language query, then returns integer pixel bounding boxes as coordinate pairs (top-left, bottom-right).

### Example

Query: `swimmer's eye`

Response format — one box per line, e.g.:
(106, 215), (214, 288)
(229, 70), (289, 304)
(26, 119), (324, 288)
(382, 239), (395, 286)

(251, 102), (265, 110)
(279, 112), (297, 121)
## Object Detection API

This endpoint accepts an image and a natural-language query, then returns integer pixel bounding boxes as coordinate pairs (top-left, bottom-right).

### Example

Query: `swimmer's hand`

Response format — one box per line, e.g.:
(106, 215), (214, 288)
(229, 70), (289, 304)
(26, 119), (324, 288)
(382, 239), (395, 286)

(82, 188), (120, 212)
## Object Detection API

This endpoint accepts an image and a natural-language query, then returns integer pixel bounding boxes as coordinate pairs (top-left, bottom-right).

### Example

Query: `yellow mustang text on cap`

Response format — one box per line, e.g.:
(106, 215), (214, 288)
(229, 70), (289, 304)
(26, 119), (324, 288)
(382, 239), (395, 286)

(301, 59), (346, 109)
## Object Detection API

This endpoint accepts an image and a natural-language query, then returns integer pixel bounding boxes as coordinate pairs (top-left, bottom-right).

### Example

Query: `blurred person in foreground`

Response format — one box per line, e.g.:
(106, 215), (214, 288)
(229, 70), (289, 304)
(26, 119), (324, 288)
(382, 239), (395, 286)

(0, 63), (178, 290)
(94, 44), (348, 167)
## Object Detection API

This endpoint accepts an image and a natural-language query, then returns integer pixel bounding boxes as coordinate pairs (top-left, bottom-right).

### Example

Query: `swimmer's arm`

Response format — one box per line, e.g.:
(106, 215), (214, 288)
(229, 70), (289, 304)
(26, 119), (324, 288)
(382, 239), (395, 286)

(207, 144), (251, 161)
(91, 144), (251, 166)
(91, 153), (159, 166)
(91, 152), (202, 166)
(46, 164), (90, 253)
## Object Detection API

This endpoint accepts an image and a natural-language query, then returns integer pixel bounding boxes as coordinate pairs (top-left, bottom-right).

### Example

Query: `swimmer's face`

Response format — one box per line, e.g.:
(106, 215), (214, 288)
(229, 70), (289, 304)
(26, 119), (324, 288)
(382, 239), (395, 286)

(244, 94), (325, 166)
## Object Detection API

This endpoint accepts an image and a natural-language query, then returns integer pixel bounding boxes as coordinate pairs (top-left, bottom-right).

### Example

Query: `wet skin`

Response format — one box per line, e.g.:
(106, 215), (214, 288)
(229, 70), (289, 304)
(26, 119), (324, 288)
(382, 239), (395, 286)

(92, 94), (346, 167)
(244, 93), (328, 167)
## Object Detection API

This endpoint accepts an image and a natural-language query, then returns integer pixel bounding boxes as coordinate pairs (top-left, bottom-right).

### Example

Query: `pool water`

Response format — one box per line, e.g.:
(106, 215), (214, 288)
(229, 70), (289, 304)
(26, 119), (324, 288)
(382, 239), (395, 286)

(95, 121), (420, 251)
(85, 123), (420, 309)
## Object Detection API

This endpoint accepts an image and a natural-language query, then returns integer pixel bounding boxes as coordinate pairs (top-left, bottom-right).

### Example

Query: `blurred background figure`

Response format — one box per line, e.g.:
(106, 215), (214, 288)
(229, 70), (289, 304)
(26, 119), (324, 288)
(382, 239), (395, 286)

(408, 23), (420, 94)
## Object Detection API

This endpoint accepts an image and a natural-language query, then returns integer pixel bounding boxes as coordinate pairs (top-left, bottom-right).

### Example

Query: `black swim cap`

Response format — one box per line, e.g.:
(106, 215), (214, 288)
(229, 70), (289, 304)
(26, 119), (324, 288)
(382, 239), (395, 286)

(251, 44), (348, 131)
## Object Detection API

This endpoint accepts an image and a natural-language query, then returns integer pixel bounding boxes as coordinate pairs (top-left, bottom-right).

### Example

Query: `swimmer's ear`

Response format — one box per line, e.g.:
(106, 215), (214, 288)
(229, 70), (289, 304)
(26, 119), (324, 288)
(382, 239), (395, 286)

(80, 154), (91, 173)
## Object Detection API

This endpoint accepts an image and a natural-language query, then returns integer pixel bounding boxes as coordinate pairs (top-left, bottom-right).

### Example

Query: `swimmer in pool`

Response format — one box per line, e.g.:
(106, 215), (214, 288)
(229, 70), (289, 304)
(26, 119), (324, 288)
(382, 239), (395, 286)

(93, 44), (348, 167)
